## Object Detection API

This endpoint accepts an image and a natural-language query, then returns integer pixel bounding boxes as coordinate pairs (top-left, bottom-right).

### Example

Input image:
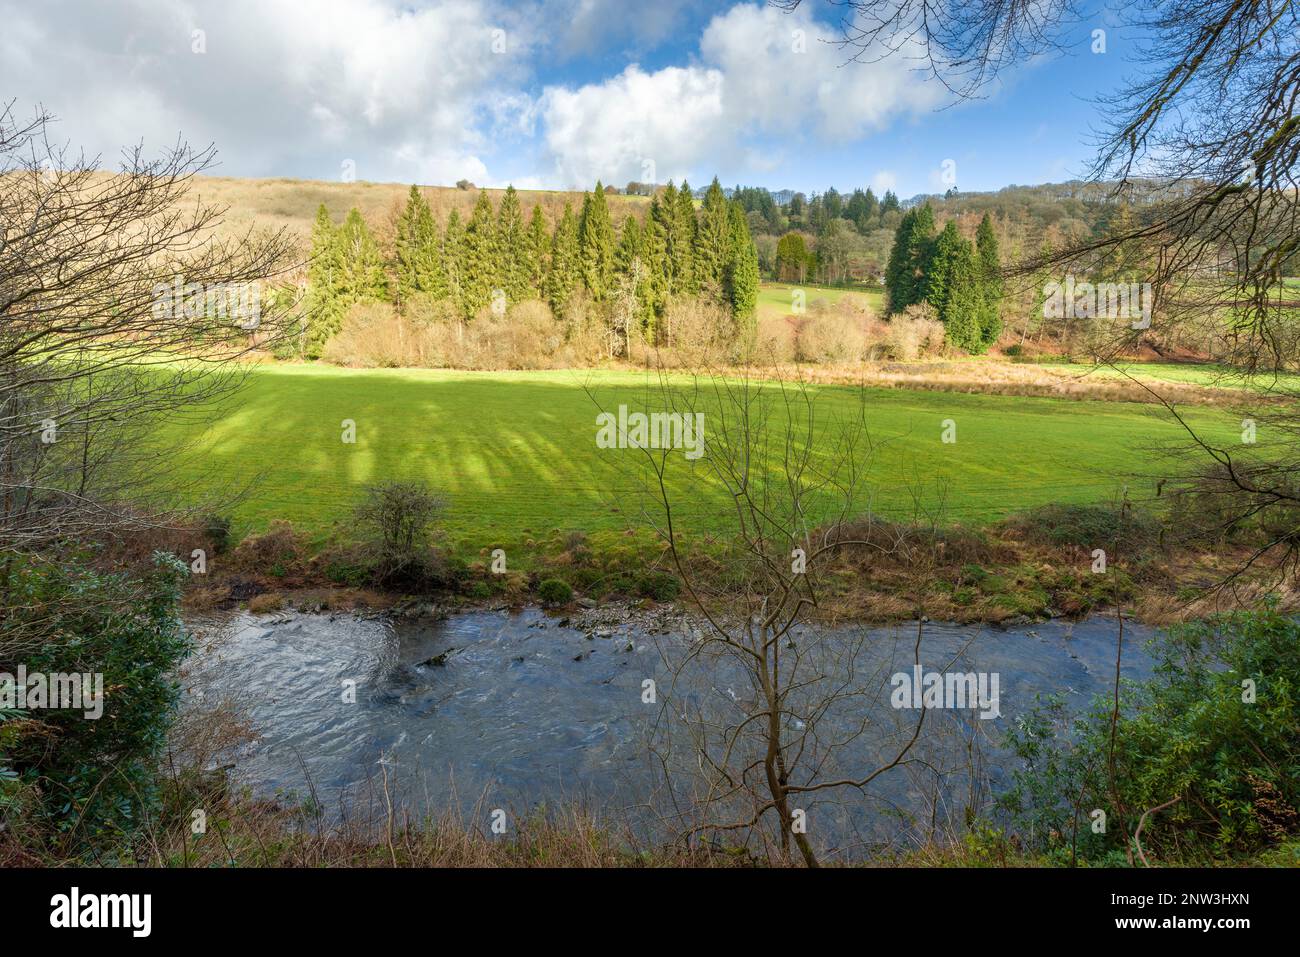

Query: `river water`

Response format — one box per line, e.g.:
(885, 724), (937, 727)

(182, 606), (1160, 859)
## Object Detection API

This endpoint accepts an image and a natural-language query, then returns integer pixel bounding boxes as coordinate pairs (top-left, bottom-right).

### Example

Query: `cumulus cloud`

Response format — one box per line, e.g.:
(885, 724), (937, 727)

(538, 2), (949, 187)
(871, 170), (899, 194)
(0, 0), (528, 184)
(539, 65), (726, 189)
(1, 0), (952, 190)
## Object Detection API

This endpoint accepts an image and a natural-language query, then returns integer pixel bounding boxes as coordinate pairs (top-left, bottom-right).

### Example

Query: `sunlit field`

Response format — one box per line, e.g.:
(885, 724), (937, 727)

(162, 363), (1239, 550)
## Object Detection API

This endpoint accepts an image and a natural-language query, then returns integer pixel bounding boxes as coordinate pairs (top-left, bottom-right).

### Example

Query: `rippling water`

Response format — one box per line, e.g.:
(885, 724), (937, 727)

(182, 606), (1158, 858)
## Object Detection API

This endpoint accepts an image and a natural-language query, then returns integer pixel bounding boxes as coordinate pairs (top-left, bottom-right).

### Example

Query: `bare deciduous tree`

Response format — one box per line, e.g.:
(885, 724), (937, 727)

(0, 102), (301, 554)
(599, 369), (992, 866)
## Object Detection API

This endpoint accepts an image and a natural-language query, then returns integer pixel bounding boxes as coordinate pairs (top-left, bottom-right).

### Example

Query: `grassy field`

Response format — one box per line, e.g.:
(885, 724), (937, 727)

(756, 282), (885, 323)
(162, 364), (1241, 552)
(1048, 361), (1300, 392)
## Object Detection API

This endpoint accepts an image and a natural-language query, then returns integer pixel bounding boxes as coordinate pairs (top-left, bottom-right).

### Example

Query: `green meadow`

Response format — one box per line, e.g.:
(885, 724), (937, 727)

(756, 282), (885, 321)
(1050, 361), (1300, 392)
(161, 364), (1242, 551)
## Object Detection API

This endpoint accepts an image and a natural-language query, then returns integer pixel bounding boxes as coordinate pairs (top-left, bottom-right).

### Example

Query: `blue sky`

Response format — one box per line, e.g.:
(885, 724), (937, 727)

(0, 0), (1141, 197)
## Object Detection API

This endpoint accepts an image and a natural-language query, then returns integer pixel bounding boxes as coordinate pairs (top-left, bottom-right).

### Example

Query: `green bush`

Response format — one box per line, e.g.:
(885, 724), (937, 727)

(463, 580), (492, 600)
(1000, 603), (1300, 864)
(635, 571), (680, 602)
(0, 552), (192, 853)
(537, 579), (574, 605)
(203, 514), (233, 554)
(1004, 502), (1162, 557)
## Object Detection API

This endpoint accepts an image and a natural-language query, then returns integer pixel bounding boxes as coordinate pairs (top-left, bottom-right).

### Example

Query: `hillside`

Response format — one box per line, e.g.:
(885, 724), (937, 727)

(191, 175), (651, 248)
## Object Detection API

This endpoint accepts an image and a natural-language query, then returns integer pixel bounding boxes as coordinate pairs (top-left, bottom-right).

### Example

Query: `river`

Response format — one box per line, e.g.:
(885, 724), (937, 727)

(181, 605), (1160, 859)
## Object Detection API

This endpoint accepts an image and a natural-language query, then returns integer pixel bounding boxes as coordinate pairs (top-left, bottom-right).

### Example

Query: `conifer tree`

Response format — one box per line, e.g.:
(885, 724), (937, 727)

(614, 215), (642, 274)
(944, 242), (984, 352)
(337, 207), (389, 303)
(578, 182), (615, 300)
(694, 178), (731, 295)
(526, 204), (548, 298)
(923, 221), (964, 319)
(303, 203), (344, 358)
(655, 185), (682, 298)
(674, 180), (698, 294)
(443, 208), (466, 318)
(461, 190), (497, 317)
(975, 212), (1003, 347)
(394, 185), (445, 306)
(641, 198), (668, 338)
(496, 185), (528, 305)
(884, 203), (935, 312)
(547, 203), (581, 317)
(726, 201), (760, 340)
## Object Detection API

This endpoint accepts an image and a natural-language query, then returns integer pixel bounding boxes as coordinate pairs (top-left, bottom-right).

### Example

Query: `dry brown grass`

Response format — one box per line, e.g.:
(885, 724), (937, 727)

(186, 175), (652, 252)
(705, 357), (1249, 406)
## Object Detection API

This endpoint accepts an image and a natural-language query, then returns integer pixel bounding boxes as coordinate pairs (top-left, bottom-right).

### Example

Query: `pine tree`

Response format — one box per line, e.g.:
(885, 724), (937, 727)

(496, 185), (528, 306)
(526, 204), (548, 298)
(303, 204), (344, 358)
(674, 181), (698, 294)
(394, 185), (445, 306)
(923, 221), (964, 318)
(884, 203), (935, 312)
(614, 215), (642, 275)
(578, 182), (615, 300)
(443, 208), (466, 319)
(726, 201), (759, 342)
(547, 203), (581, 317)
(461, 190), (497, 317)
(975, 212), (1003, 348)
(337, 207), (389, 303)
(944, 242), (984, 352)
(694, 178), (731, 296)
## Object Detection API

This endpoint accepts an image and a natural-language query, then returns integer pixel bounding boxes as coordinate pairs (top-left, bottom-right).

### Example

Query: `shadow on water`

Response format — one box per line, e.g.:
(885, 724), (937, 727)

(182, 607), (1158, 860)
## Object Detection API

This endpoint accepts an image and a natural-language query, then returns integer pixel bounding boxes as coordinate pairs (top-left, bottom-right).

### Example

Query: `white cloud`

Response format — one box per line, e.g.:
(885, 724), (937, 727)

(1, 0), (953, 190)
(539, 64), (726, 188)
(538, 2), (949, 187)
(0, 0), (528, 184)
(871, 170), (898, 193)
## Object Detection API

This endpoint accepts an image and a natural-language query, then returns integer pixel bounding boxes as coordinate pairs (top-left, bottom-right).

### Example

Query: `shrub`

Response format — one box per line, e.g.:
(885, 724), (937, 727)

(353, 481), (446, 585)
(796, 301), (867, 362)
(462, 299), (566, 369)
(324, 301), (407, 367)
(1001, 603), (1300, 863)
(0, 552), (191, 851)
(879, 304), (947, 360)
(753, 315), (798, 363)
(657, 296), (736, 364)
(635, 571), (680, 602)
(1003, 502), (1162, 557)
(536, 578), (574, 605)
(229, 520), (310, 580)
(203, 514), (233, 554)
